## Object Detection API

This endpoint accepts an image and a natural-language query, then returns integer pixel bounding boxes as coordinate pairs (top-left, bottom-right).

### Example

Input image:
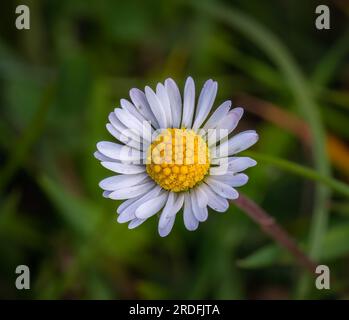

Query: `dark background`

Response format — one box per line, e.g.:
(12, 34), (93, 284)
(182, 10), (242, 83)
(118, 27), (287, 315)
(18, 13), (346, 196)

(0, 0), (349, 299)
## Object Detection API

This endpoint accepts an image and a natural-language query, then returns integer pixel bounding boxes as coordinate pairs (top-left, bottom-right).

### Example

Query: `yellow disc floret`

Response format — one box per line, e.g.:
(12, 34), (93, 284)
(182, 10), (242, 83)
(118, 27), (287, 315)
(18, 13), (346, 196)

(146, 128), (210, 192)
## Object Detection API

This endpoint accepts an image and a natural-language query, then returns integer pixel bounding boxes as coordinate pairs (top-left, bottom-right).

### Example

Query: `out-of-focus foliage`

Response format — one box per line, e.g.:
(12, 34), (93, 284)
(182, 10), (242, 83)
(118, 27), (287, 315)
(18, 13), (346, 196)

(0, 0), (349, 299)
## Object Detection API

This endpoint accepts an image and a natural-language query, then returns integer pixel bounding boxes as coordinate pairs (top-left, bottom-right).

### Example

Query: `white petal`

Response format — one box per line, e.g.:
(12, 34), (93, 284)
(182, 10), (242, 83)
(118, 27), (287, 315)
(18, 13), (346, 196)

(128, 218), (146, 229)
(158, 216), (176, 237)
(210, 157), (256, 176)
(97, 141), (144, 162)
(192, 80), (218, 131)
(195, 185), (208, 208)
(156, 83), (173, 128)
(120, 102), (153, 143)
(120, 99), (151, 126)
(183, 193), (199, 231)
(109, 181), (154, 200)
(198, 183), (229, 212)
(103, 190), (112, 198)
(227, 107), (243, 130)
(108, 112), (142, 143)
(205, 177), (239, 199)
(213, 130), (259, 158)
(158, 192), (175, 228)
(117, 210), (136, 223)
(135, 191), (168, 219)
(167, 193), (185, 217)
(191, 190), (208, 222)
(208, 172), (234, 184)
(106, 123), (142, 151)
(145, 86), (168, 128)
(229, 157), (257, 172)
(165, 78), (182, 128)
(129, 88), (159, 128)
(228, 173), (249, 187)
(226, 130), (259, 155)
(181, 77), (195, 128)
(94, 151), (115, 162)
(117, 185), (162, 220)
(99, 173), (148, 191)
(117, 195), (142, 215)
(203, 100), (231, 131)
(114, 108), (147, 140)
(159, 192), (184, 228)
(96, 141), (122, 158)
(101, 161), (145, 174)
(207, 108), (244, 146)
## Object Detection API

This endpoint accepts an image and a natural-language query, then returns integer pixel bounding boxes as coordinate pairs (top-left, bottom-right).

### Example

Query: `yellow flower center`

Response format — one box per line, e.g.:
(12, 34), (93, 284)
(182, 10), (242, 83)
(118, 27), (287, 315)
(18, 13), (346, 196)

(146, 128), (210, 192)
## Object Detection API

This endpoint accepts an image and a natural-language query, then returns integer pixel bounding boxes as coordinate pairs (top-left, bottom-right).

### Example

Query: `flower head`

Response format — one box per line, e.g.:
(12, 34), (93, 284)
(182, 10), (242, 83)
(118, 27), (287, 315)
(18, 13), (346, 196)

(95, 77), (258, 236)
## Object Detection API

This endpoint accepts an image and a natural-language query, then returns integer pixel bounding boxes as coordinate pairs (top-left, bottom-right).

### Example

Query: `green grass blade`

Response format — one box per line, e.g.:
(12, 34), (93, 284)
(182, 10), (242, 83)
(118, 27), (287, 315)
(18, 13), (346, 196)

(243, 151), (349, 198)
(0, 85), (54, 193)
(312, 28), (349, 88)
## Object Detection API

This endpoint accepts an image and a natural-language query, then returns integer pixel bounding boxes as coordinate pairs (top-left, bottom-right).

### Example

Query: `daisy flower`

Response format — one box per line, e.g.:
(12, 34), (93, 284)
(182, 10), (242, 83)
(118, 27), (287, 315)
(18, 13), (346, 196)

(95, 77), (258, 237)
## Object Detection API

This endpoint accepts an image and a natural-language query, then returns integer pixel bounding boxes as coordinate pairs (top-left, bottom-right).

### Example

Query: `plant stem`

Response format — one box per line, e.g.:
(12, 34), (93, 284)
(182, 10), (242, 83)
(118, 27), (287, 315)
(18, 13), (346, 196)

(233, 194), (317, 274)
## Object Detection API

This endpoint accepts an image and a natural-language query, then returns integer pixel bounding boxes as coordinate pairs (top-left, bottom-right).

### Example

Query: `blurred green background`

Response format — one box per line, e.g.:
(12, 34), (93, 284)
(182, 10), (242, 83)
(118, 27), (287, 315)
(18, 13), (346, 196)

(1, 0), (349, 299)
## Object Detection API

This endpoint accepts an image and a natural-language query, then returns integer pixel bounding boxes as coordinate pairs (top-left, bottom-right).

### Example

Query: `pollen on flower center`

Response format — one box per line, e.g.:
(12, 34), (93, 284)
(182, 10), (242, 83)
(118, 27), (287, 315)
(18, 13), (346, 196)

(146, 128), (210, 192)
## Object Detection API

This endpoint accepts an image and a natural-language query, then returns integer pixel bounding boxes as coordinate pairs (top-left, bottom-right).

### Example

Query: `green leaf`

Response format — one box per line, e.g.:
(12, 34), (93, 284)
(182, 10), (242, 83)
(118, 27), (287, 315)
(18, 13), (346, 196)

(38, 175), (100, 236)
(0, 85), (54, 193)
(238, 245), (284, 269)
(321, 223), (349, 261)
(312, 29), (349, 88)
(0, 194), (42, 248)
